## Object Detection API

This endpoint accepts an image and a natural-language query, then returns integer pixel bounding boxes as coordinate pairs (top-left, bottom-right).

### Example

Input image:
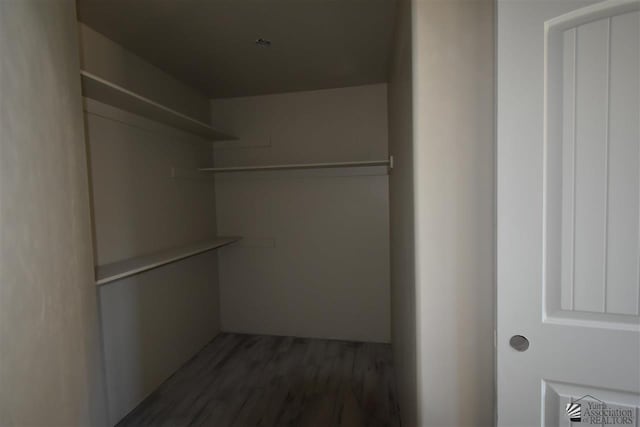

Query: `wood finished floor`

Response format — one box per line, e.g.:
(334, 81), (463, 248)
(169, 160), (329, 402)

(117, 333), (401, 427)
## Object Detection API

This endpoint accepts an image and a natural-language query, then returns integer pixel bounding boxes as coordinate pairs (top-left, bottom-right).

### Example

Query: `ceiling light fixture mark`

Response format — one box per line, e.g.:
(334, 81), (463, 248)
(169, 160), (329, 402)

(255, 38), (272, 47)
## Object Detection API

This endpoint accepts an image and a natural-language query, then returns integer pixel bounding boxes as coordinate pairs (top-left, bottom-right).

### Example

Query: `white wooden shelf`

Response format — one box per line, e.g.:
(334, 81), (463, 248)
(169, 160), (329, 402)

(95, 237), (241, 286)
(198, 159), (392, 173)
(80, 70), (236, 141)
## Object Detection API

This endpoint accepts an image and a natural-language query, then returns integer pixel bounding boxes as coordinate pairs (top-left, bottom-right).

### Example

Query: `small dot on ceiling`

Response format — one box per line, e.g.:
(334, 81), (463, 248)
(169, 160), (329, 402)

(255, 38), (272, 47)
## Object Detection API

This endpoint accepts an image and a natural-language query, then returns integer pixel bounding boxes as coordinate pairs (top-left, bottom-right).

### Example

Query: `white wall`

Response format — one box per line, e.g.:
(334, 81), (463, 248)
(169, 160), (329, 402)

(411, 0), (495, 425)
(0, 2), (105, 425)
(387, 0), (418, 425)
(79, 27), (221, 425)
(210, 85), (391, 343)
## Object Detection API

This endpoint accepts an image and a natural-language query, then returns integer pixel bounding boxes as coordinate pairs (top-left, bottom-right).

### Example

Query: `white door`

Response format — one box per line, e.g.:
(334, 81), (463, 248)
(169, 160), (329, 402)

(497, 0), (640, 425)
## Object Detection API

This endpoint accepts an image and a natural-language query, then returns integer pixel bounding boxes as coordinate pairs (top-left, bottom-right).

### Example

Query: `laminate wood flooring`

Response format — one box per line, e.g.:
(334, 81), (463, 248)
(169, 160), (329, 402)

(117, 333), (401, 427)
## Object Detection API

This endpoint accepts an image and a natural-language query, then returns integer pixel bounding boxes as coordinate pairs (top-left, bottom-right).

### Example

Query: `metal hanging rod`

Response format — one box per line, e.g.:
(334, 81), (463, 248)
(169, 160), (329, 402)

(198, 157), (393, 173)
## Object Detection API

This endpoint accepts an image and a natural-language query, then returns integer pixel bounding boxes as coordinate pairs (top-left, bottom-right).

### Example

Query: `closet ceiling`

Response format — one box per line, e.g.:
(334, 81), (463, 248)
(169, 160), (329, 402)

(77, 0), (396, 98)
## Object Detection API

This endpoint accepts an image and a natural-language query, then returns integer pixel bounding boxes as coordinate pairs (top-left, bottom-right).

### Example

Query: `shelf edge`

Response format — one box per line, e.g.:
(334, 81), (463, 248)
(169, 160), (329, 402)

(96, 237), (241, 286)
(80, 70), (237, 141)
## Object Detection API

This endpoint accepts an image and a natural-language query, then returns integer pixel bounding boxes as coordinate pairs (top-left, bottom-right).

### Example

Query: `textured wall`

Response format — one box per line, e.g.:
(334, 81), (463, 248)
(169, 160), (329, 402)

(0, 2), (106, 425)
(211, 85), (391, 343)
(412, 0), (495, 425)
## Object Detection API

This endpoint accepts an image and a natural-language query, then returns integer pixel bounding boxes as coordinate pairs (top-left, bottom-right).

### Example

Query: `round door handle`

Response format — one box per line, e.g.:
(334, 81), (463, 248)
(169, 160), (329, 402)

(509, 335), (530, 352)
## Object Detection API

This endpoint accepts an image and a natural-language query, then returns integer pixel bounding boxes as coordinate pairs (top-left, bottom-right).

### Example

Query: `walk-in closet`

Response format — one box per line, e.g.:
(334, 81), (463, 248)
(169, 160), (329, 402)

(0, 0), (496, 425)
(77, 2), (398, 425)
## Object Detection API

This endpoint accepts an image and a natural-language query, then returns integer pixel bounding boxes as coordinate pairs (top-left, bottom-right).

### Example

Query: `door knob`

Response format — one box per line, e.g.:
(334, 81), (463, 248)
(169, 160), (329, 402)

(509, 335), (530, 352)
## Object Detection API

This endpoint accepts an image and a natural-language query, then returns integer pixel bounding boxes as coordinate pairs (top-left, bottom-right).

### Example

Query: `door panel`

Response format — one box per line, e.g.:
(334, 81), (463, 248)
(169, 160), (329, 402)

(498, 0), (640, 425)
(544, 382), (639, 427)
(546, 1), (640, 320)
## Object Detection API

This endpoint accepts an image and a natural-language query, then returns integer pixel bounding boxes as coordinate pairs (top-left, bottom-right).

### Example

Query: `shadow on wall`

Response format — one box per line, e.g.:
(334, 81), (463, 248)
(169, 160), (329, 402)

(82, 101), (221, 424)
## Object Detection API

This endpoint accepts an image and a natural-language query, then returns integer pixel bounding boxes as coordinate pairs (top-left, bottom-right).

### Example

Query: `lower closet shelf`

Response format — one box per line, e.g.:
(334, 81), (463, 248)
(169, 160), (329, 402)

(95, 237), (241, 286)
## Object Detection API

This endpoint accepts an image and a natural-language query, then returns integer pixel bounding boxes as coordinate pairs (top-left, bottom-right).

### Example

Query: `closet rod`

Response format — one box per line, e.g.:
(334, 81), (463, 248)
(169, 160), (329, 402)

(198, 158), (392, 173)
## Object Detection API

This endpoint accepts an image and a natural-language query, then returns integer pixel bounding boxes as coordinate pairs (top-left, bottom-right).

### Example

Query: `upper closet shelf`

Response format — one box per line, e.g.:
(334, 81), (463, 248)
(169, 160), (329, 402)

(80, 71), (236, 141)
(95, 237), (241, 286)
(198, 159), (392, 173)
